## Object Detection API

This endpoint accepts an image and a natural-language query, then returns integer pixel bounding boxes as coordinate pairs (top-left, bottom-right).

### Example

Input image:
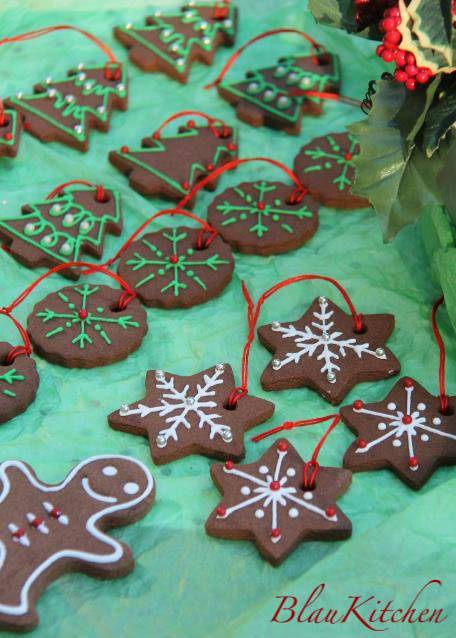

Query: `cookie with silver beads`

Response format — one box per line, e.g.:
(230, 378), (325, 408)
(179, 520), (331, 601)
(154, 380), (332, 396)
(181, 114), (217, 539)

(258, 296), (400, 405)
(108, 364), (275, 464)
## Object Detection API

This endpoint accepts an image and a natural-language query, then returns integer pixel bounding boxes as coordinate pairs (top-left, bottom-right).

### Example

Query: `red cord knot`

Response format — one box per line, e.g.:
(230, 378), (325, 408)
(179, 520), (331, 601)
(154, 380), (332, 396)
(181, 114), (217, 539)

(271, 528), (281, 539)
(96, 185), (106, 202)
(78, 309), (88, 320)
(120, 145), (129, 154)
(404, 378), (414, 388)
(325, 506), (336, 518)
(440, 394), (450, 414)
(6, 346), (30, 364)
(186, 120), (195, 129)
(357, 438), (367, 448)
(270, 481), (281, 491)
(224, 460), (234, 470)
(353, 399), (364, 411)
(408, 456), (419, 469)
(216, 506), (226, 517)
(402, 415), (413, 425)
(277, 441), (288, 452)
(152, 131), (160, 140)
(344, 152), (353, 161)
(116, 291), (135, 311)
(104, 62), (122, 81)
(282, 421), (294, 431)
(354, 313), (364, 333)
(169, 255), (179, 264)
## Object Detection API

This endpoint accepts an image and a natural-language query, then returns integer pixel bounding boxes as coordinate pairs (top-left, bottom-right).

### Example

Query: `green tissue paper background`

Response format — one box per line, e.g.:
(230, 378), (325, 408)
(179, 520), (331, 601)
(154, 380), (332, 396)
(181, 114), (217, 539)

(0, 1), (454, 636)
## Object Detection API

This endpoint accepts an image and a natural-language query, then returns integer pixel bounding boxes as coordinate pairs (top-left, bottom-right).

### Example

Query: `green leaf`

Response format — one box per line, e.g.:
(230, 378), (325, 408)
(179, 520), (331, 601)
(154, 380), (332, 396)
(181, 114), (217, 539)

(348, 80), (445, 239)
(438, 137), (456, 224)
(308, 0), (357, 32)
(410, 0), (453, 67)
(422, 76), (456, 155)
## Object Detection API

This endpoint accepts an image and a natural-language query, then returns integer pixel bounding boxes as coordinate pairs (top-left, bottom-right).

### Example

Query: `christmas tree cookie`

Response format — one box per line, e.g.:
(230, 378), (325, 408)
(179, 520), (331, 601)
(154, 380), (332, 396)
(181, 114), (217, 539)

(117, 226), (234, 308)
(0, 185), (122, 280)
(293, 132), (369, 209)
(207, 180), (319, 255)
(0, 454), (154, 631)
(258, 296), (400, 405)
(0, 110), (22, 159)
(341, 378), (456, 490)
(216, 52), (341, 134)
(108, 364), (275, 464)
(206, 439), (352, 565)
(109, 122), (238, 206)
(0, 342), (39, 426)
(114, 2), (238, 84)
(27, 284), (148, 368)
(6, 65), (128, 152)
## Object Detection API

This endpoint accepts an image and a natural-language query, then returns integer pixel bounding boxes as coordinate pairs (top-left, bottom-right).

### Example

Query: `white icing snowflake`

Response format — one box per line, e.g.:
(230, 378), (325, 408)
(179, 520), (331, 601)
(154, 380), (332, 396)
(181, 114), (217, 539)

(354, 381), (456, 471)
(118, 365), (232, 447)
(217, 445), (337, 543)
(271, 296), (386, 384)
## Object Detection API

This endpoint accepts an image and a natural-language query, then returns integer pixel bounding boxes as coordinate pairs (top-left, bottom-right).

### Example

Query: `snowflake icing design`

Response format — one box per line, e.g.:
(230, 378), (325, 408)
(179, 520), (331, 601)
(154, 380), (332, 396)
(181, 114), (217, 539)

(0, 369), (25, 398)
(119, 365), (233, 447)
(354, 382), (456, 471)
(271, 296), (386, 384)
(36, 284), (140, 349)
(125, 228), (230, 295)
(301, 134), (357, 191)
(217, 444), (337, 544)
(215, 181), (313, 237)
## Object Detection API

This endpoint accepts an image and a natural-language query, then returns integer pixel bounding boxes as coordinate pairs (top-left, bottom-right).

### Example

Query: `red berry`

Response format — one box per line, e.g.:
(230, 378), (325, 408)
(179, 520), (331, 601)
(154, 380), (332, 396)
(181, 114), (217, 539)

(394, 49), (407, 66)
(376, 44), (386, 57)
(225, 460), (234, 470)
(394, 16), (401, 26)
(406, 52), (416, 65)
(326, 507), (336, 518)
(405, 64), (417, 76)
(405, 78), (416, 90)
(357, 438), (367, 449)
(408, 457), (419, 468)
(416, 68), (431, 84)
(278, 441), (288, 452)
(353, 399), (364, 411)
(385, 30), (401, 45)
(216, 506), (226, 517)
(383, 40), (397, 50)
(382, 49), (395, 63)
(395, 69), (408, 83)
(121, 145), (129, 153)
(390, 7), (401, 18)
(382, 17), (395, 31)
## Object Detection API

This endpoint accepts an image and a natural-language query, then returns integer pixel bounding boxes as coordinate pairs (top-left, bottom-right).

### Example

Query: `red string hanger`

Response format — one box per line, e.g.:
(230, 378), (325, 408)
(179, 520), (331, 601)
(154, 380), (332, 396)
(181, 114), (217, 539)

(1, 25), (126, 153)
(225, 274), (400, 407)
(0, 179), (122, 279)
(206, 411), (352, 566)
(103, 206), (235, 310)
(204, 28), (361, 135)
(3, 262), (148, 370)
(340, 296), (456, 491)
(108, 109), (238, 206)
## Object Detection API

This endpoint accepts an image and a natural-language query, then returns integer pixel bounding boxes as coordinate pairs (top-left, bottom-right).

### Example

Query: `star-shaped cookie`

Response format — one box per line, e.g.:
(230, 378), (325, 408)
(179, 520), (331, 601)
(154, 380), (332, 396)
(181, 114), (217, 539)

(341, 377), (456, 489)
(258, 295), (400, 405)
(205, 439), (352, 565)
(108, 364), (275, 464)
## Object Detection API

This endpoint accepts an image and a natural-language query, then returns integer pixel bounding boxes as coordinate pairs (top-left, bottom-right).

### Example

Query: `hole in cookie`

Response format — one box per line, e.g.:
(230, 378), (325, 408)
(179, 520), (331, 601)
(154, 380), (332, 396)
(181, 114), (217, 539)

(0, 353), (13, 367)
(353, 324), (367, 335)
(316, 53), (331, 66)
(0, 118), (11, 129)
(301, 482), (316, 492)
(109, 302), (125, 313)
(440, 405), (455, 417)
(95, 191), (111, 204)
(223, 400), (238, 411)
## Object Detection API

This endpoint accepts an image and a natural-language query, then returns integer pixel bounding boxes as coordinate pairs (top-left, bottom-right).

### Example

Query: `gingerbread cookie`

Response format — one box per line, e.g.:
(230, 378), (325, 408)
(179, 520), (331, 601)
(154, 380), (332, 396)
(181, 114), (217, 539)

(341, 378), (456, 490)
(217, 52), (340, 135)
(117, 226), (234, 308)
(206, 439), (352, 565)
(0, 343), (39, 425)
(0, 185), (122, 280)
(258, 296), (400, 405)
(109, 364), (275, 464)
(27, 284), (148, 368)
(207, 180), (319, 255)
(0, 110), (22, 159)
(109, 122), (238, 206)
(293, 132), (369, 209)
(0, 454), (154, 631)
(6, 65), (128, 152)
(114, 2), (238, 84)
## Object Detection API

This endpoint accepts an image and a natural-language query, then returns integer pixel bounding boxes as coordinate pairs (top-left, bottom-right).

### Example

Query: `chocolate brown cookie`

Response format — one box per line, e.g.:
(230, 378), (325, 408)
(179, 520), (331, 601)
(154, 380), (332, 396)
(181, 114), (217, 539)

(0, 342), (39, 425)
(0, 110), (22, 159)
(0, 454), (154, 631)
(27, 284), (148, 368)
(6, 65), (128, 152)
(258, 296), (400, 404)
(108, 364), (275, 464)
(207, 180), (319, 255)
(109, 122), (238, 206)
(341, 377), (456, 489)
(0, 185), (122, 280)
(217, 52), (340, 134)
(206, 439), (352, 565)
(117, 226), (234, 308)
(293, 132), (369, 209)
(114, 2), (238, 84)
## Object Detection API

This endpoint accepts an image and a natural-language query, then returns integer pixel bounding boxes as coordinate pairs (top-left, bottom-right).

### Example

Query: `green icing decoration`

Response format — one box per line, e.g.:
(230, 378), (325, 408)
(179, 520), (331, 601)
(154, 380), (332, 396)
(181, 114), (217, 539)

(36, 284), (140, 349)
(0, 368), (25, 398)
(216, 181), (313, 237)
(301, 133), (358, 191)
(117, 3), (236, 73)
(8, 65), (127, 143)
(126, 227), (230, 296)
(0, 110), (18, 147)
(219, 54), (340, 124)
(0, 186), (121, 263)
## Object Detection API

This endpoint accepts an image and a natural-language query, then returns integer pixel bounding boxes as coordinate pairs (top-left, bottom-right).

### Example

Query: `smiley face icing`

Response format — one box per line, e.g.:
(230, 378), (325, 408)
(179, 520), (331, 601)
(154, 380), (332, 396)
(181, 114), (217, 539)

(0, 455), (155, 632)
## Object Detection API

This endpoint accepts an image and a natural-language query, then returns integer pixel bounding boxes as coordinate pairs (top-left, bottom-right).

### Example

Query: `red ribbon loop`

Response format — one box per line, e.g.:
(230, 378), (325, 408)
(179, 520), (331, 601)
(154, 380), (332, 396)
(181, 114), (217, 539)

(151, 110), (229, 140)
(0, 308), (32, 361)
(45, 180), (104, 200)
(432, 296), (450, 414)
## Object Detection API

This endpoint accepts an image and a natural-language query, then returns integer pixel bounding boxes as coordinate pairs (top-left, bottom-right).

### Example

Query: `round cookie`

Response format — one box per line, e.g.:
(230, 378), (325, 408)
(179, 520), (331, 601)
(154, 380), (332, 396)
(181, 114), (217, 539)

(0, 342), (39, 425)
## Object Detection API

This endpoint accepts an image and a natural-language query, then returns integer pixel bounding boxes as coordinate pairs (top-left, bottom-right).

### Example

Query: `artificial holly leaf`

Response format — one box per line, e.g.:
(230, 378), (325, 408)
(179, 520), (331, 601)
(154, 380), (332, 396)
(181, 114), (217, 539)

(422, 78), (456, 156)
(308, 0), (358, 33)
(409, 0), (453, 68)
(438, 138), (456, 224)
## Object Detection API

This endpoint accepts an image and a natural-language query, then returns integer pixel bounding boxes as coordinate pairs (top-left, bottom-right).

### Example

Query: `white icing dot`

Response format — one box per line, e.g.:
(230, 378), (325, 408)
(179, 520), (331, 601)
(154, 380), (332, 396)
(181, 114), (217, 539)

(123, 482), (139, 495)
(433, 417), (442, 426)
(102, 466), (118, 476)
(80, 221), (90, 231)
(417, 403), (426, 411)
(387, 402), (396, 411)
(393, 439), (402, 447)
(288, 508), (299, 518)
(303, 491), (313, 500)
(378, 422), (387, 431)
(240, 486), (250, 495)
(259, 465), (269, 474)
(255, 509), (264, 519)
(286, 468), (296, 477)
(421, 434), (430, 442)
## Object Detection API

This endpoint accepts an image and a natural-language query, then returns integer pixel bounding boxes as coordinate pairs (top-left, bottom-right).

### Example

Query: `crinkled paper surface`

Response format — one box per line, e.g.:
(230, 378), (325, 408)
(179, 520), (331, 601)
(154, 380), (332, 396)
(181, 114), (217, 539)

(0, 1), (454, 636)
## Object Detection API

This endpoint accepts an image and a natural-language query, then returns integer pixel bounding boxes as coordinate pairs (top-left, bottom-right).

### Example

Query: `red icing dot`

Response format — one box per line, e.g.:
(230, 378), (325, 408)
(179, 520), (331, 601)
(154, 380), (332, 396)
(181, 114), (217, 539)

(31, 517), (44, 528)
(271, 528), (281, 538)
(225, 460), (234, 470)
(24, 121), (32, 131)
(344, 152), (353, 161)
(4, 132), (12, 141)
(78, 309), (88, 320)
(216, 506), (226, 517)
(227, 142), (237, 152)
(50, 508), (61, 519)
(404, 378), (414, 388)
(408, 456), (418, 468)
(169, 255), (179, 264)
(270, 481), (281, 491)
(278, 441), (288, 452)
(257, 201), (265, 211)
(121, 145), (129, 153)
(182, 181), (190, 191)
(206, 163), (214, 172)
(353, 399), (364, 411)
(357, 438), (367, 449)
(402, 415), (413, 425)
(187, 120), (195, 129)
(326, 506), (336, 518)
(13, 528), (26, 538)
